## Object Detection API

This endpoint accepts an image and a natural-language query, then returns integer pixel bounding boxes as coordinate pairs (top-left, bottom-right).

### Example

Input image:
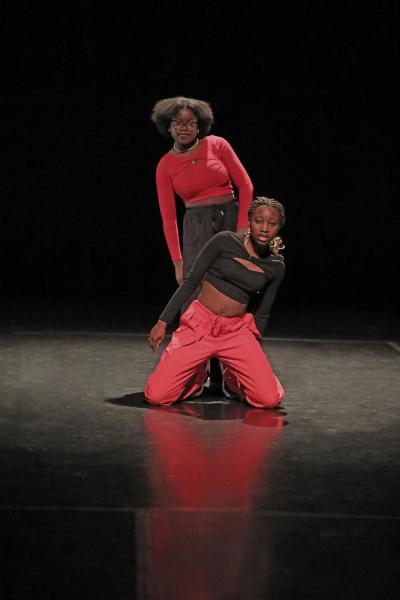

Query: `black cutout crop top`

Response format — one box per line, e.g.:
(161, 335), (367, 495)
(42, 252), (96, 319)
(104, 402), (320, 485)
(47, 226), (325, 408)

(159, 231), (285, 335)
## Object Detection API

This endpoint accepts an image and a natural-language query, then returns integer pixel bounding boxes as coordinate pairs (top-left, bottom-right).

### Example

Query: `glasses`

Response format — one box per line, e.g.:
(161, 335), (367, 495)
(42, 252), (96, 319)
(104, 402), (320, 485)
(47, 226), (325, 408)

(170, 118), (198, 129)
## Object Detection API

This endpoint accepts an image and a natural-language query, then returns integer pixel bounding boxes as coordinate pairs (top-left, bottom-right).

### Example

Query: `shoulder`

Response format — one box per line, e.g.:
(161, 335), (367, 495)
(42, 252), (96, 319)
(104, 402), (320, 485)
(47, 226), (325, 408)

(156, 152), (174, 174)
(215, 230), (239, 241)
(211, 230), (243, 249)
(204, 135), (230, 148)
(157, 151), (172, 166)
(207, 230), (238, 245)
(271, 252), (285, 264)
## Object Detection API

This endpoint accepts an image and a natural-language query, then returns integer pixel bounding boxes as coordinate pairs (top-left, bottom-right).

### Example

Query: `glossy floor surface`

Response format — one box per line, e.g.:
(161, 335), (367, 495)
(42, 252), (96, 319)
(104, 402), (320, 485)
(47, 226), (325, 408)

(1, 302), (399, 599)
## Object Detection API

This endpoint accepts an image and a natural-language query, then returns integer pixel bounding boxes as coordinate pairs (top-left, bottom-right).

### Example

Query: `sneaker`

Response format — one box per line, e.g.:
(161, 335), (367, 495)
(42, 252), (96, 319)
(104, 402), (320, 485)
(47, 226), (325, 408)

(188, 361), (210, 398)
(204, 360), (211, 388)
(189, 384), (205, 398)
(221, 368), (243, 400)
(222, 379), (238, 399)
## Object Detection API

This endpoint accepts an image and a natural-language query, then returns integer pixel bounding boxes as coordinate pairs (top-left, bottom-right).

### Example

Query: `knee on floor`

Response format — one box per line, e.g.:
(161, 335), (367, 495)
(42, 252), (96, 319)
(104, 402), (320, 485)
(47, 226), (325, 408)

(247, 389), (283, 409)
(144, 383), (174, 406)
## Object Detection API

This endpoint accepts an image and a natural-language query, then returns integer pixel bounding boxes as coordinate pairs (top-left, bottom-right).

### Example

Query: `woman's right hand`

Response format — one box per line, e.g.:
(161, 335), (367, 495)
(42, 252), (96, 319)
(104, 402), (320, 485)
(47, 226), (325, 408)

(148, 320), (167, 351)
(174, 260), (184, 285)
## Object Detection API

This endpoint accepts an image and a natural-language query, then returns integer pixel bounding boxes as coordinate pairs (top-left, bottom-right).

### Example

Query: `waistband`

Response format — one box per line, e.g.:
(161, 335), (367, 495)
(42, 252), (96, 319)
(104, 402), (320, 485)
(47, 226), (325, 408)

(184, 198), (236, 211)
(181, 300), (261, 339)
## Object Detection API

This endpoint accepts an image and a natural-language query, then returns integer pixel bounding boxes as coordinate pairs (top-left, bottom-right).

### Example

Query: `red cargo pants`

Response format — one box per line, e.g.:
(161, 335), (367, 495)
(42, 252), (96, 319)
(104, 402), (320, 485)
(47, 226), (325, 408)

(144, 300), (284, 408)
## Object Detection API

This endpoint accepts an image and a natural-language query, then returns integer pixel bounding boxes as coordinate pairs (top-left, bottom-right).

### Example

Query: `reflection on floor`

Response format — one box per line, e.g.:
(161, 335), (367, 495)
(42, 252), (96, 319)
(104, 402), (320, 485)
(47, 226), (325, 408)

(1, 302), (399, 599)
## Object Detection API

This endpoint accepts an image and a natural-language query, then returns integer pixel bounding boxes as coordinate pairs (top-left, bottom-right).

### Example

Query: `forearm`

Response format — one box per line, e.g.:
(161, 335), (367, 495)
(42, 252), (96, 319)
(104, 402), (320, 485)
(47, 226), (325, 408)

(236, 181), (253, 228)
(156, 164), (183, 262)
(162, 218), (182, 262)
(173, 260), (184, 285)
(254, 267), (285, 335)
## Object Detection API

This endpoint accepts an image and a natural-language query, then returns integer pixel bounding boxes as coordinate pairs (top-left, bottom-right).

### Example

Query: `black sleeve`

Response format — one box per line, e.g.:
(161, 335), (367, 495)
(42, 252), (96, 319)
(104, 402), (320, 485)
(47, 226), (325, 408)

(253, 259), (285, 336)
(159, 232), (225, 324)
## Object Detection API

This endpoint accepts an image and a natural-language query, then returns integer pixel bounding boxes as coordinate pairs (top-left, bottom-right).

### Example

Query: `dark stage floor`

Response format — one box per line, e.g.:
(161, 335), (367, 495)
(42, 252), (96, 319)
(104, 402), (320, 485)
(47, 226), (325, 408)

(1, 301), (399, 599)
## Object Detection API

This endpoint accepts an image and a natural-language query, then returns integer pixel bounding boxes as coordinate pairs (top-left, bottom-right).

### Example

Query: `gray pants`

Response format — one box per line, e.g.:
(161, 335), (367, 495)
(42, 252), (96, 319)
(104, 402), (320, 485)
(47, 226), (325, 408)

(181, 199), (239, 313)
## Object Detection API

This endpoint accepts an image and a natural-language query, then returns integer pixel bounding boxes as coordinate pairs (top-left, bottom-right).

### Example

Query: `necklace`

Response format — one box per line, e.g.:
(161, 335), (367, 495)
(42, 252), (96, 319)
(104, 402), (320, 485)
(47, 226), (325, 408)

(173, 138), (199, 153)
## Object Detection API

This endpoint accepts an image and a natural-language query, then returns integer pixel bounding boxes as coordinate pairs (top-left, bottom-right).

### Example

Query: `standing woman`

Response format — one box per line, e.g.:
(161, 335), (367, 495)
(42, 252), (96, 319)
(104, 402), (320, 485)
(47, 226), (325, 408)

(150, 96), (253, 296)
(150, 96), (254, 389)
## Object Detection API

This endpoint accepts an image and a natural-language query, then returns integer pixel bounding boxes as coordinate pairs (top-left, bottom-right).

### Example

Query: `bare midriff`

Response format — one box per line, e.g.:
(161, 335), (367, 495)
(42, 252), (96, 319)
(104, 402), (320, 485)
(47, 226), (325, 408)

(197, 280), (246, 317)
(185, 193), (234, 208)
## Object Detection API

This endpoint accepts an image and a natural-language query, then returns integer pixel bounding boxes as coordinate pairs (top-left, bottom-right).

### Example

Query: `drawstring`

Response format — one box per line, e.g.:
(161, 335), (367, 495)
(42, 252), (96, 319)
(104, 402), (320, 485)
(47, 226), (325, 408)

(188, 301), (259, 338)
(211, 315), (222, 337)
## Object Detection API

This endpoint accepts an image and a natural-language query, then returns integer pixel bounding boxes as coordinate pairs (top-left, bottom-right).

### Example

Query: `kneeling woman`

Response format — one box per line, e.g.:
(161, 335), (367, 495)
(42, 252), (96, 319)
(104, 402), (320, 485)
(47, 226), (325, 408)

(145, 196), (286, 408)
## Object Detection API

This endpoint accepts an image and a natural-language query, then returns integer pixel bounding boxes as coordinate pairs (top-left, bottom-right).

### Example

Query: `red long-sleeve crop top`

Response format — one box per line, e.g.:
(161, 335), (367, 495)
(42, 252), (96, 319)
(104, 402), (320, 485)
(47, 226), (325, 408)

(155, 135), (253, 262)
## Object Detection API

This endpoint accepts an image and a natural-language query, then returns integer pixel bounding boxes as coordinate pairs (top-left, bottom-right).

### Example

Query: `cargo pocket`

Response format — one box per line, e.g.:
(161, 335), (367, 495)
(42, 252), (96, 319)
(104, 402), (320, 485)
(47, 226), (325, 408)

(243, 313), (262, 340)
(166, 305), (204, 352)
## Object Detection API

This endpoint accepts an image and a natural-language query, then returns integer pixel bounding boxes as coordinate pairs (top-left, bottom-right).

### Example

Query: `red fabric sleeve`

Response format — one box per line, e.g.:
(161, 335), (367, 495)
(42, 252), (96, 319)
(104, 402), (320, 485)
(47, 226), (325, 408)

(155, 160), (183, 262)
(217, 137), (253, 228)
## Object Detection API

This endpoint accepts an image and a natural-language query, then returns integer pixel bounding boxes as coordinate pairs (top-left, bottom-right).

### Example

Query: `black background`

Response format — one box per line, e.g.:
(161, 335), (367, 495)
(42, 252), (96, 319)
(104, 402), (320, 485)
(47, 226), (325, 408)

(2, 1), (399, 316)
